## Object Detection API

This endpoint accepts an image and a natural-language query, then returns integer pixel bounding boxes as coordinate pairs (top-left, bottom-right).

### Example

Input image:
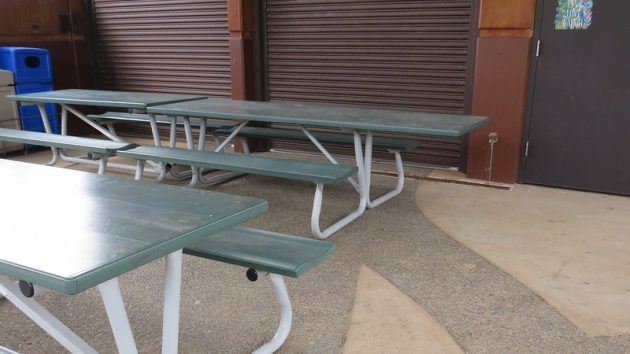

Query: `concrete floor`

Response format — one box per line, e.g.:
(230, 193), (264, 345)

(417, 176), (630, 336)
(0, 146), (629, 353)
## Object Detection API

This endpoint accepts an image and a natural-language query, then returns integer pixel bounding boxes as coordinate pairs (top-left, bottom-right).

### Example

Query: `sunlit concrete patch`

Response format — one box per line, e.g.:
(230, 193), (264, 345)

(342, 265), (463, 354)
(416, 181), (630, 336)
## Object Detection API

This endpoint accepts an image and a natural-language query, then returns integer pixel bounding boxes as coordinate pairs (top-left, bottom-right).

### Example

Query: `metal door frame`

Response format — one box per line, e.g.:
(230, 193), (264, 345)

(518, 0), (546, 183)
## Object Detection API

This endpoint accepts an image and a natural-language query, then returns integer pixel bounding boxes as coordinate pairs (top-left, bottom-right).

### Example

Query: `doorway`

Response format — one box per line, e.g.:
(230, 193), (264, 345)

(523, 0), (630, 195)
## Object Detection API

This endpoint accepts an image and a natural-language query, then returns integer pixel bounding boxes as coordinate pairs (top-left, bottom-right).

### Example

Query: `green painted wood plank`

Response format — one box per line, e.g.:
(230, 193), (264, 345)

(118, 145), (357, 184)
(6, 89), (206, 109)
(87, 112), (235, 130)
(215, 126), (421, 151)
(0, 159), (267, 294)
(185, 227), (335, 278)
(0, 128), (135, 154)
(148, 98), (489, 136)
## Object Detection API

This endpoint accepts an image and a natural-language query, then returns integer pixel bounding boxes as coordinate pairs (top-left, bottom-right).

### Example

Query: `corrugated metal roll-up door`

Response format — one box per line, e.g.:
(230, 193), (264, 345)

(92, 0), (231, 97)
(263, 0), (476, 168)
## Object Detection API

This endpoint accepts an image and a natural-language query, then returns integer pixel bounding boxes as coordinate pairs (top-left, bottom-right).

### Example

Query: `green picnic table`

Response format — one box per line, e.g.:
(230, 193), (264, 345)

(6, 89), (206, 177)
(145, 98), (490, 238)
(0, 158), (267, 353)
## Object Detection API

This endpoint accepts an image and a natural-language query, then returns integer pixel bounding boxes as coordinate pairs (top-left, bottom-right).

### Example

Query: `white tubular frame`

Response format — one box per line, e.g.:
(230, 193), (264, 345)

(190, 120), (250, 188)
(36, 103), (59, 166)
(168, 116), (194, 180)
(162, 250), (183, 354)
(0, 249), (185, 354)
(147, 113), (168, 182)
(34, 103), (163, 176)
(298, 125), (361, 193)
(98, 278), (138, 354)
(0, 344), (20, 353)
(0, 275), (99, 354)
(311, 131), (367, 239)
(252, 274), (292, 354)
(362, 132), (406, 209)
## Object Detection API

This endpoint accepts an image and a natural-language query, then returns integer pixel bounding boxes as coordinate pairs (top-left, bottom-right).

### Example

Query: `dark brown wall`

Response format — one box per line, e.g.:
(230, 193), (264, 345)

(228, 0), (267, 152)
(0, 0), (94, 89)
(0, 0), (95, 134)
(466, 0), (535, 182)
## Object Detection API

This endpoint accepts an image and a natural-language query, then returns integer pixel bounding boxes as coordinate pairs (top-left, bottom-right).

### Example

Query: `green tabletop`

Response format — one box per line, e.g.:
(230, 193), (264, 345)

(6, 89), (207, 110)
(148, 98), (489, 136)
(0, 159), (267, 295)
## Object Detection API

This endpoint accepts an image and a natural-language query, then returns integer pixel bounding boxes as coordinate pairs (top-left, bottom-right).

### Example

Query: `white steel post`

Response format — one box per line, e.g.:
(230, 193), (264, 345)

(252, 274), (292, 354)
(161, 250), (183, 354)
(0, 276), (98, 354)
(36, 103), (59, 166)
(98, 278), (138, 354)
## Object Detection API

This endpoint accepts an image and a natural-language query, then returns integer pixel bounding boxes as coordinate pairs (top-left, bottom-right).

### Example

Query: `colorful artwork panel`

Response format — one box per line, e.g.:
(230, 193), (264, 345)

(555, 0), (593, 30)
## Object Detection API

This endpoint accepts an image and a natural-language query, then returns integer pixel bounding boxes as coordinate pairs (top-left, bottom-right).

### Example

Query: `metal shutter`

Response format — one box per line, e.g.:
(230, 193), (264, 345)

(92, 0), (231, 97)
(263, 0), (476, 168)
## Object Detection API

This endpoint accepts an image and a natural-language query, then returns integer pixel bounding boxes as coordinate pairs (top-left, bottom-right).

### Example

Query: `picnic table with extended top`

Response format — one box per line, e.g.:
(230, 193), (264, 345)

(0, 159), (334, 353)
(142, 98), (489, 238)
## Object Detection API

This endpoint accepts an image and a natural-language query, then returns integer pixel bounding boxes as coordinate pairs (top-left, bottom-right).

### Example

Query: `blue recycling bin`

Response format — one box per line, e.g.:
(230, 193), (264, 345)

(0, 47), (59, 134)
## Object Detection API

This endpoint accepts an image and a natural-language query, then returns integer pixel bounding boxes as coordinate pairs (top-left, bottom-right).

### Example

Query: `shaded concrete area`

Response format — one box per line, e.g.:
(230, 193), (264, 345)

(0, 147), (629, 353)
(343, 265), (463, 354)
(416, 178), (630, 336)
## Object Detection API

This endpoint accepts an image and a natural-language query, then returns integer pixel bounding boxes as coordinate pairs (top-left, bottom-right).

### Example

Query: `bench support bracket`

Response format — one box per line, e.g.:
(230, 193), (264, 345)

(362, 133), (405, 208)
(252, 274), (292, 354)
(311, 131), (368, 239)
(0, 275), (99, 354)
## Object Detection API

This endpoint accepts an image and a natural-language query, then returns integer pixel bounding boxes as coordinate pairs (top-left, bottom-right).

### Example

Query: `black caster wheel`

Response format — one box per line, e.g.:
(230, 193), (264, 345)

(19, 280), (35, 298)
(246, 268), (258, 282)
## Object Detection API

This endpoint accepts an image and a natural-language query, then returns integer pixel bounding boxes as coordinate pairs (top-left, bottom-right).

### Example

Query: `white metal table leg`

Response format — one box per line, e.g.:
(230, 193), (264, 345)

(168, 116), (194, 181)
(148, 113), (167, 182)
(196, 120), (250, 186)
(98, 277), (138, 354)
(367, 152), (405, 208)
(362, 132), (406, 208)
(252, 274), (292, 354)
(106, 121), (118, 137)
(61, 104), (122, 142)
(311, 131), (368, 239)
(35, 103), (59, 166)
(0, 344), (20, 353)
(189, 118), (209, 186)
(299, 125), (360, 193)
(162, 250), (183, 354)
(134, 160), (146, 181)
(97, 155), (109, 175)
(0, 276), (98, 354)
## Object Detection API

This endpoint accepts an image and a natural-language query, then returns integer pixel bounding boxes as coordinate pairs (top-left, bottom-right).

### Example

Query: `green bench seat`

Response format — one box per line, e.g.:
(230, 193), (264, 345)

(214, 126), (421, 151)
(118, 145), (357, 185)
(185, 226), (334, 352)
(119, 144), (361, 239)
(185, 227), (335, 278)
(86, 111), (236, 130)
(0, 128), (135, 155)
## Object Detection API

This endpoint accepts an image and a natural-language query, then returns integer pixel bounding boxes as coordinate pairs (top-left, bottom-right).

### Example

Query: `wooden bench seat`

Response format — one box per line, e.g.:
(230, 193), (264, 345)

(185, 227), (334, 352)
(118, 145), (357, 184)
(214, 126), (421, 151)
